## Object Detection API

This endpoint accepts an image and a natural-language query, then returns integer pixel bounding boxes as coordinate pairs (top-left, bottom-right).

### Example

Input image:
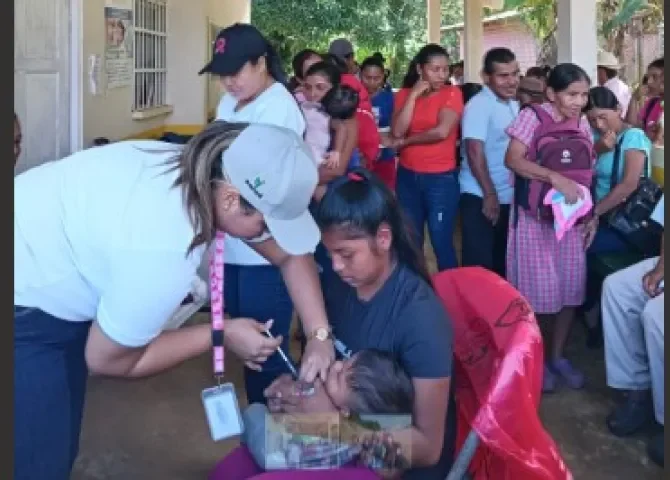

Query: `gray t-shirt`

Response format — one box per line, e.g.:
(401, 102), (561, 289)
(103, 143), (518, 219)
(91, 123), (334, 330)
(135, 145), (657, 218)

(325, 264), (457, 480)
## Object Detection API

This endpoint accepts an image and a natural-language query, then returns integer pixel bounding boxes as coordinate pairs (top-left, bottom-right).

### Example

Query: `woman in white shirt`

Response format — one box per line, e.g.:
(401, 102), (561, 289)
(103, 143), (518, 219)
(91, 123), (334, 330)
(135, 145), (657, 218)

(200, 24), (313, 405)
(14, 121), (334, 479)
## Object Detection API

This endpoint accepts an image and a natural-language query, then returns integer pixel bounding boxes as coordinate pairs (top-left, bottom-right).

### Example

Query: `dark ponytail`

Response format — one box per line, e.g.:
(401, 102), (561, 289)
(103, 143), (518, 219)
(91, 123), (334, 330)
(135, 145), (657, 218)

(315, 168), (432, 288)
(402, 43), (449, 89)
(264, 42), (288, 86)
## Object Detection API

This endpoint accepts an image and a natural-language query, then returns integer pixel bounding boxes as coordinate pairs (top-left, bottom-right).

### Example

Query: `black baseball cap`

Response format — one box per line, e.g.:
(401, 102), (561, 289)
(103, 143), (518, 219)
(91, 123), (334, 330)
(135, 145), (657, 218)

(198, 23), (268, 76)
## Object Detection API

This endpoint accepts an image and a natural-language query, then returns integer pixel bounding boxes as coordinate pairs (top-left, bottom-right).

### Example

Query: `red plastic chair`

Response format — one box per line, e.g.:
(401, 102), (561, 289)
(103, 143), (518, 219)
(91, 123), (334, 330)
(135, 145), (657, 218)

(433, 267), (573, 480)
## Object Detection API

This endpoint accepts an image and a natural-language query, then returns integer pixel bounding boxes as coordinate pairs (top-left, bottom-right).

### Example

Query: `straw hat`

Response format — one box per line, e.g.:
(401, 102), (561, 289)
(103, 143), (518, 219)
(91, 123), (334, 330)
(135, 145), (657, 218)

(597, 50), (622, 70)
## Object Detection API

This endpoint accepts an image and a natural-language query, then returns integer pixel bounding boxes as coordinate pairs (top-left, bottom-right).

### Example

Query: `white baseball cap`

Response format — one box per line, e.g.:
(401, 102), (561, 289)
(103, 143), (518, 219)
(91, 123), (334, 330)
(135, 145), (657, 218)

(222, 123), (320, 256)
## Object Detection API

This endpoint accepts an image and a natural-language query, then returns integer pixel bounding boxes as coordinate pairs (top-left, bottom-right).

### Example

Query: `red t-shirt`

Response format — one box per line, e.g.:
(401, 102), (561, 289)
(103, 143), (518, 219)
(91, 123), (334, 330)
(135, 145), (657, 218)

(341, 73), (380, 165)
(394, 86), (464, 173)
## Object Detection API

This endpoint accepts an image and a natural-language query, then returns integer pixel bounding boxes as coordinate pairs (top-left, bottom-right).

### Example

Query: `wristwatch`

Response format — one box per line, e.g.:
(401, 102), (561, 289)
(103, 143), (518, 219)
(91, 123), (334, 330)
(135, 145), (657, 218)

(307, 326), (332, 342)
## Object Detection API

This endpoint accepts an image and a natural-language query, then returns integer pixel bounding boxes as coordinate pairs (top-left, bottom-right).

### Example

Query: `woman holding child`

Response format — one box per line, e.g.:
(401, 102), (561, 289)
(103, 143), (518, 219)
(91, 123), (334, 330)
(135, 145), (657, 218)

(211, 169), (456, 480)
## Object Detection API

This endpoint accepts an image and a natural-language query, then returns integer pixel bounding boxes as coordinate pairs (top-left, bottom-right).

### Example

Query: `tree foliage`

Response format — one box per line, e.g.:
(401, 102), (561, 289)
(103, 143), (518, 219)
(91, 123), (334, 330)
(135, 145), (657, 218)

(251, 0), (462, 85)
(502, 0), (664, 66)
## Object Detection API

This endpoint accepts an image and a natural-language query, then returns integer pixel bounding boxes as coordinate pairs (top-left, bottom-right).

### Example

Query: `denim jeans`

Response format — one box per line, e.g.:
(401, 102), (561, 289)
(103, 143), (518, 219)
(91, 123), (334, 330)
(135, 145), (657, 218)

(14, 306), (91, 480)
(459, 193), (510, 278)
(395, 166), (461, 271)
(224, 264), (293, 404)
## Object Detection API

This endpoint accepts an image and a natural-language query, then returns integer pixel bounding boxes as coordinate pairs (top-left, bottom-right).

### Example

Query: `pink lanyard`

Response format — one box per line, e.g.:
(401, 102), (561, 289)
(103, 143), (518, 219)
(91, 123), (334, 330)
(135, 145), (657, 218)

(209, 231), (225, 381)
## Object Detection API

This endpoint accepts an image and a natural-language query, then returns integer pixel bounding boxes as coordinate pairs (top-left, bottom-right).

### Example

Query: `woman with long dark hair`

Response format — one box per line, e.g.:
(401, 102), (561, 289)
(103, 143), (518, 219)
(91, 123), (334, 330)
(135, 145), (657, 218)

(390, 44), (464, 271)
(210, 168), (457, 479)
(300, 169), (455, 478)
(200, 24), (333, 405)
(361, 55), (398, 189)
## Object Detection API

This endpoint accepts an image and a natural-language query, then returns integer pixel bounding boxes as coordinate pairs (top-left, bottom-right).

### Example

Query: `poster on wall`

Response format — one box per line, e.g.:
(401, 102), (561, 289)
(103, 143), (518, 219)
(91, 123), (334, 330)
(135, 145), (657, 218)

(104, 5), (134, 89)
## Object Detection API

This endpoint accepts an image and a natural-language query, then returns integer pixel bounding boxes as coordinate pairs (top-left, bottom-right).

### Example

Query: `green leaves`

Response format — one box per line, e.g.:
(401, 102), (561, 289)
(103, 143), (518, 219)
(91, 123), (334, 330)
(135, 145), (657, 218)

(251, 0), (438, 83)
(601, 0), (649, 36)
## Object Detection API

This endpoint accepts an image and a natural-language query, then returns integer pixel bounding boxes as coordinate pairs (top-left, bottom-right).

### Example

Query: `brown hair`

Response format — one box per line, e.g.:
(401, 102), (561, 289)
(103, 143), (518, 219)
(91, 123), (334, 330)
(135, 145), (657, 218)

(168, 120), (253, 253)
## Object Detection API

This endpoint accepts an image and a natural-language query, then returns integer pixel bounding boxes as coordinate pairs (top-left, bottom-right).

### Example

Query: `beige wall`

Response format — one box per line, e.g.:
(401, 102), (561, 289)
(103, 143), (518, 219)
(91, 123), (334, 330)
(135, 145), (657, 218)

(205, 0), (252, 116)
(81, 0), (250, 144)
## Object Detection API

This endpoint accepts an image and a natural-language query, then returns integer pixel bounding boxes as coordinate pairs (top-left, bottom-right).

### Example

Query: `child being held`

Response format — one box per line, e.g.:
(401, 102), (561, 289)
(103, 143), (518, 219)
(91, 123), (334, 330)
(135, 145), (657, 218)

(303, 84), (359, 168)
(243, 349), (414, 471)
(301, 62), (360, 199)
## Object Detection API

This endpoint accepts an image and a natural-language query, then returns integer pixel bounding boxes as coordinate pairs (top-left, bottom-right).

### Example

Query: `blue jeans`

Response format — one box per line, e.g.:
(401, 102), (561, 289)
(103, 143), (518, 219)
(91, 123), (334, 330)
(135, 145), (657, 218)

(14, 306), (91, 480)
(396, 166), (461, 271)
(224, 264), (293, 405)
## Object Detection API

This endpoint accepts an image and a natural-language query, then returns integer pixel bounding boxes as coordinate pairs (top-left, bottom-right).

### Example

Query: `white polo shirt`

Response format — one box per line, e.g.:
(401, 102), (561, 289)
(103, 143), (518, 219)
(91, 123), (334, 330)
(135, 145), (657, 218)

(14, 141), (206, 347)
(216, 81), (306, 265)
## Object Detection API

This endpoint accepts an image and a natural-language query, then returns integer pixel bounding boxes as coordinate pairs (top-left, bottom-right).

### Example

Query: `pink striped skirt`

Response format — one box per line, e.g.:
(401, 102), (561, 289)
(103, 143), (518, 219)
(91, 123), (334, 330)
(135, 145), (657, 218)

(506, 208), (587, 314)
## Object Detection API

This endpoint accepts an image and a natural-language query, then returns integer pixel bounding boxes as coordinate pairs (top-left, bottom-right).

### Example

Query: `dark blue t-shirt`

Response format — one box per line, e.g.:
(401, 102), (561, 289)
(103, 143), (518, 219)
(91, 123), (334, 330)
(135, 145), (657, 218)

(325, 264), (456, 479)
(371, 89), (396, 162)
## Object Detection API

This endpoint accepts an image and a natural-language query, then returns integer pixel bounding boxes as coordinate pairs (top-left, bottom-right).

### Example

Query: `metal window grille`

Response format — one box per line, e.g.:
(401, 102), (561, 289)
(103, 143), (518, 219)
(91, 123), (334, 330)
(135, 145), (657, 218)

(133, 0), (168, 111)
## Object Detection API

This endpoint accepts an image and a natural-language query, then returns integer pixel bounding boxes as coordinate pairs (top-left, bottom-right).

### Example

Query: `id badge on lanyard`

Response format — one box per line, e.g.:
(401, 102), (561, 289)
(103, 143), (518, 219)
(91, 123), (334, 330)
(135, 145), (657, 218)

(202, 231), (244, 441)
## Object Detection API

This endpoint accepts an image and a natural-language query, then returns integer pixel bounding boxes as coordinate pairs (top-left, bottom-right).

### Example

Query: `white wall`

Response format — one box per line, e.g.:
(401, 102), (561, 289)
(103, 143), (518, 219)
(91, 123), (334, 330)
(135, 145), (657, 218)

(80, 0), (251, 144)
(82, 0), (167, 143)
(166, 0), (208, 125)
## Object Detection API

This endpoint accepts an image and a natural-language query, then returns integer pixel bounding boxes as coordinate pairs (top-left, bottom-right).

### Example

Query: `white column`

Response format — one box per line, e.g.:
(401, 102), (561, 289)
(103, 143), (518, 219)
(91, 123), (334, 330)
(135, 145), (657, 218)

(427, 0), (442, 44)
(463, 0), (484, 83)
(556, 0), (598, 83)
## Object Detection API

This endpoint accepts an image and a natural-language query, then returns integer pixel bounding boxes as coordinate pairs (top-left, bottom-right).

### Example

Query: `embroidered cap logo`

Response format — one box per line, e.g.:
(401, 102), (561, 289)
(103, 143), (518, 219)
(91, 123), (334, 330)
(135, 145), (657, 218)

(215, 38), (226, 55)
(245, 176), (266, 199)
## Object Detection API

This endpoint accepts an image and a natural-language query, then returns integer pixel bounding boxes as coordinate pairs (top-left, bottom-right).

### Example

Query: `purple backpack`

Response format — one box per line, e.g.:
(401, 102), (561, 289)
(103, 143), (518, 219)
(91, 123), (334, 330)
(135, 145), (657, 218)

(517, 105), (594, 221)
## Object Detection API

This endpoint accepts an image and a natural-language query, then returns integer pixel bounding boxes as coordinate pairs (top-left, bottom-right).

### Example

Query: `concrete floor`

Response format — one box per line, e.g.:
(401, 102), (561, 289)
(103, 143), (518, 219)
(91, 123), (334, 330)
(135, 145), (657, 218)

(72, 324), (664, 480)
(72, 238), (664, 479)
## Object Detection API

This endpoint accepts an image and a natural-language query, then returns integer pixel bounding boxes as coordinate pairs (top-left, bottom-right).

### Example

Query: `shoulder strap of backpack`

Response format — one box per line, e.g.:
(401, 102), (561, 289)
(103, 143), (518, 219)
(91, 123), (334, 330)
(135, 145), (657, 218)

(527, 104), (554, 125)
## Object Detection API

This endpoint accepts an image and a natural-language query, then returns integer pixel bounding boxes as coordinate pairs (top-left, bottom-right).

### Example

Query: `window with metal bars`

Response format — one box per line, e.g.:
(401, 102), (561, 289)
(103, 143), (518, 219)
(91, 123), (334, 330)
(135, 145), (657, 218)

(133, 0), (168, 111)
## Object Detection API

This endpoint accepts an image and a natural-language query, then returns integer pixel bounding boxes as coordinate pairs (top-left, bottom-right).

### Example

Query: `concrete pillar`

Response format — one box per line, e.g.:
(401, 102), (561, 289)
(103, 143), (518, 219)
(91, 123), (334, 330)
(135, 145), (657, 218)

(427, 0), (442, 44)
(556, 0), (598, 83)
(463, 0), (484, 82)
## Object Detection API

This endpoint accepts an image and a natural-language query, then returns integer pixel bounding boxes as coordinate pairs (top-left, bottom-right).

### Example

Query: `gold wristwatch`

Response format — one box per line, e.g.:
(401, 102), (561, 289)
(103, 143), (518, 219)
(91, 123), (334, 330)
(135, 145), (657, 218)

(307, 326), (332, 342)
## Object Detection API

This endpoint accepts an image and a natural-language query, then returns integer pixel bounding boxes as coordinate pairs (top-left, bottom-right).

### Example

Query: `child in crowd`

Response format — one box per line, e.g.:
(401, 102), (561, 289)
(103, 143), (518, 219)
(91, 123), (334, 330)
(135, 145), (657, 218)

(302, 61), (360, 199)
(243, 348), (414, 471)
(14, 112), (22, 165)
(323, 53), (381, 168)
